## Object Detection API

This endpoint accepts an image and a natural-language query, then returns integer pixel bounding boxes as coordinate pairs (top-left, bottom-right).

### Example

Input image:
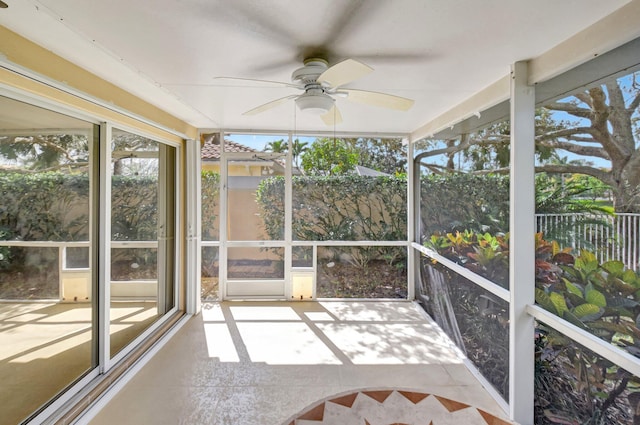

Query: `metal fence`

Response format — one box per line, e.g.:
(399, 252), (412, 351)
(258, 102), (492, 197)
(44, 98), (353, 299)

(535, 213), (640, 271)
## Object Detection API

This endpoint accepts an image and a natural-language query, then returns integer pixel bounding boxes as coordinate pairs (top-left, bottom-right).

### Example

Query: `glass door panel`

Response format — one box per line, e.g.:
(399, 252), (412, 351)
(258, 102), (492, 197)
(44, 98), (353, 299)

(110, 129), (176, 357)
(0, 96), (96, 423)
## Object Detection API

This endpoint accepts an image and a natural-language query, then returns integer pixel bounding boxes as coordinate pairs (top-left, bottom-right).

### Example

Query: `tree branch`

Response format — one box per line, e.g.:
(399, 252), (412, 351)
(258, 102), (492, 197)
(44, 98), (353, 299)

(418, 162), (462, 175)
(573, 92), (594, 108)
(473, 168), (509, 175)
(537, 126), (598, 140)
(543, 102), (591, 119)
(537, 139), (610, 159)
(628, 90), (640, 115)
(0, 162), (89, 174)
(472, 164), (613, 186)
(415, 138), (471, 158)
(535, 164), (613, 184)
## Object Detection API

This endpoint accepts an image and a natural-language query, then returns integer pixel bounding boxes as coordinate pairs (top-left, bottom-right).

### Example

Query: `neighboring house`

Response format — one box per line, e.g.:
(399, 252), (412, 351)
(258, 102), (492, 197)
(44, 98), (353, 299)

(200, 135), (286, 177)
(354, 165), (390, 177)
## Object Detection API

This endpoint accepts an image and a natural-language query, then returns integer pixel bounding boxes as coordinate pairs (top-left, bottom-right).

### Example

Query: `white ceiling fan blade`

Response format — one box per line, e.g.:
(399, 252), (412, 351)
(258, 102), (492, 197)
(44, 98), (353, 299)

(243, 95), (297, 116)
(341, 89), (414, 111)
(317, 59), (373, 89)
(214, 77), (300, 89)
(320, 105), (343, 126)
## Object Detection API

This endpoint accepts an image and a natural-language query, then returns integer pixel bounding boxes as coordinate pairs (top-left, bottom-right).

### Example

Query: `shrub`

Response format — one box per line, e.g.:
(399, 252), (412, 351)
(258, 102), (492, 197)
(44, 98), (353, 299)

(201, 171), (221, 240)
(420, 174), (510, 237)
(424, 231), (640, 424)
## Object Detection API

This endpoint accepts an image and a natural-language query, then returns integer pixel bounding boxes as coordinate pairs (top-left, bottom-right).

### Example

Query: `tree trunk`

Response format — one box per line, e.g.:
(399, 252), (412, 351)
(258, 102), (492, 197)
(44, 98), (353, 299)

(582, 85), (639, 212)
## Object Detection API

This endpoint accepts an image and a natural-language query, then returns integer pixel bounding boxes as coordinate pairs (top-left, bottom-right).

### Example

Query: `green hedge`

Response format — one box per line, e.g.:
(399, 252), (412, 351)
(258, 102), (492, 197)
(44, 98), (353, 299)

(0, 171), (510, 243)
(257, 175), (407, 241)
(201, 171), (221, 241)
(420, 173), (510, 237)
(254, 173), (510, 242)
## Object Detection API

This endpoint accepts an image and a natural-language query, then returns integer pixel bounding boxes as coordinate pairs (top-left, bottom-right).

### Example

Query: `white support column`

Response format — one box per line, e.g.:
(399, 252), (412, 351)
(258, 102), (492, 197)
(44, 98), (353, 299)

(185, 138), (201, 314)
(405, 136), (415, 300)
(509, 61), (535, 424)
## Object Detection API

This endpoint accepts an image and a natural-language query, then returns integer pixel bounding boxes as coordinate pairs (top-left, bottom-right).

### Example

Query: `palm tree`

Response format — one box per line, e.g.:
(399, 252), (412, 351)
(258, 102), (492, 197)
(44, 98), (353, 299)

(291, 139), (309, 169)
(263, 139), (287, 153)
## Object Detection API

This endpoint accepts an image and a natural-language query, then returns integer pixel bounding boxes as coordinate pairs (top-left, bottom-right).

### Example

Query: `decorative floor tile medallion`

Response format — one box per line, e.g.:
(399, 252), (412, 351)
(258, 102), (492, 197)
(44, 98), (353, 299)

(283, 388), (515, 425)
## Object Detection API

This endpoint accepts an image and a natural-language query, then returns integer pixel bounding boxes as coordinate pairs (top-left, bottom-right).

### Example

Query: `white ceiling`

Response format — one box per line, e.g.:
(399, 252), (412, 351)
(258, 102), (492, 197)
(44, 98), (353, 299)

(0, 0), (631, 135)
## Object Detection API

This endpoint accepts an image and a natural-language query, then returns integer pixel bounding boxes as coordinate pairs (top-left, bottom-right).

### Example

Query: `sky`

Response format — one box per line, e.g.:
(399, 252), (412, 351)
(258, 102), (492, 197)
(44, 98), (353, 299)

(226, 133), (315, 151)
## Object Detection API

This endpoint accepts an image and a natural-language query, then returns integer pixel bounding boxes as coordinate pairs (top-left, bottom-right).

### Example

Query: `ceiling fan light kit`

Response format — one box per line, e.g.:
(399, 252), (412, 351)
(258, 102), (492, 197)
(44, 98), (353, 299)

(295, 91), (335, 114)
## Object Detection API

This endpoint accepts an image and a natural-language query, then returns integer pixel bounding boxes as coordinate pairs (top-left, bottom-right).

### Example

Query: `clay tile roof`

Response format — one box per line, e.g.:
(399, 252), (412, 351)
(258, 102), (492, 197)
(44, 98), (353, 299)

(201, 138), (256, 160)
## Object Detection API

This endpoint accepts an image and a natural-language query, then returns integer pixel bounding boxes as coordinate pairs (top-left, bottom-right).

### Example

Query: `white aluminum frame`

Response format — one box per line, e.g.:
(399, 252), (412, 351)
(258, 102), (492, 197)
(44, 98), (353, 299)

(107, 124), (182, 369)
(213, 131), (413, 301)
(186, 138), (202, 314)
(98, 123), (112, 372)
(221, 148), (290, 299)
(411, 243), (509, 302)
(509, 61), (535, 425)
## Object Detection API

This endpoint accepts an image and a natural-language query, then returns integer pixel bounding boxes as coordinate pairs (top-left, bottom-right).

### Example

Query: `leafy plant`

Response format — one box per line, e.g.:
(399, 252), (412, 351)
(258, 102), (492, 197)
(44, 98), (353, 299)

(425, 230), (509, 288)
(300, 137), (359, 176)
(424, 230), (640, 424)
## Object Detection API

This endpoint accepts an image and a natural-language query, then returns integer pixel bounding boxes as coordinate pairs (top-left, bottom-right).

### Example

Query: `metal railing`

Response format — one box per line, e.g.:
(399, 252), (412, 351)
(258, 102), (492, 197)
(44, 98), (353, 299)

(536, 213), (640, 271)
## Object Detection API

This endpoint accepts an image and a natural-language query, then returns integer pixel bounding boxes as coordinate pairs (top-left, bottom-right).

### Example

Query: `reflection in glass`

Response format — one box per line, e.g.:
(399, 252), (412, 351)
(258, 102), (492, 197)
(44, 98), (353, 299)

(0, 96), (95, 423)
(111, 248), (157, 281)
(417, 256), (509, 399)
(0, 247), (59, 299)
(317, 246), (407, 298)
(109, 129), (175, 358)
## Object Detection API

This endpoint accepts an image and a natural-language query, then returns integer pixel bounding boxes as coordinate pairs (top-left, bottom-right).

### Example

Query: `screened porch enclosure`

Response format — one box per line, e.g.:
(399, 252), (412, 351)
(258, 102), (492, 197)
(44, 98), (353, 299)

(200, 133), (409, 301)
(194, 36), (640, 425)
(1, 2), (640, 424)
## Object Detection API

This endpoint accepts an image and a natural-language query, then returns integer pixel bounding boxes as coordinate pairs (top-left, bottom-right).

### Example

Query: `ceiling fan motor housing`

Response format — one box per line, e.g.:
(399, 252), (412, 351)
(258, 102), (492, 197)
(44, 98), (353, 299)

(291, 58), (329, 85)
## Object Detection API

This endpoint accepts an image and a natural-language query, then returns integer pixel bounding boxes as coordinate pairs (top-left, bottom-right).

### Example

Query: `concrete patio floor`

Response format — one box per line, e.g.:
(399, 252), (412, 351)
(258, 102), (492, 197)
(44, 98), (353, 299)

(87, 301), (511, 425)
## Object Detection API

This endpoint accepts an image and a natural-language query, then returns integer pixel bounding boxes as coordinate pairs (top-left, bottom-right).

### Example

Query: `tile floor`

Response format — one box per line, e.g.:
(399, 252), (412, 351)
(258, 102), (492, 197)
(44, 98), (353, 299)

(87, 301), (511, 425)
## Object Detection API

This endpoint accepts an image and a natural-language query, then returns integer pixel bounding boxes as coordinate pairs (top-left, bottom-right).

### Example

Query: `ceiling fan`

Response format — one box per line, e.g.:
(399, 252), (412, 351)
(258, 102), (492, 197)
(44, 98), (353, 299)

(217, 58), (414, 126)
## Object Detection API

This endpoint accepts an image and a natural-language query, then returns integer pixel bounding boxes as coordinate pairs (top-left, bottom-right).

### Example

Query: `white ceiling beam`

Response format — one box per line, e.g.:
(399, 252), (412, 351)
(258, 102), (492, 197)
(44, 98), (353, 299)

(529, 0), (640, 84)
(410, 0), (640, 142)
(410, 76), (509, 141)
